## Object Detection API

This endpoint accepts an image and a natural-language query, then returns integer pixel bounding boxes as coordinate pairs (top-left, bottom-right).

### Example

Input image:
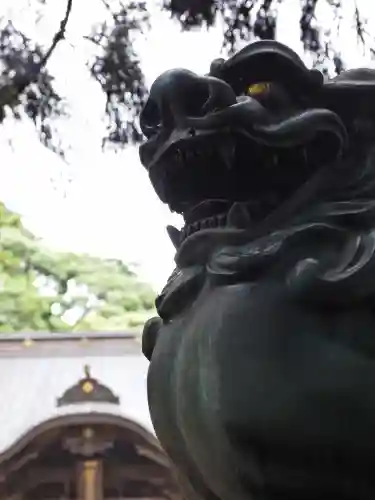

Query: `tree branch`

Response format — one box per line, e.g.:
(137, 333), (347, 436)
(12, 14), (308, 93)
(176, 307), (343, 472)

(0, 0), (74, 109)
(354, 1), (366, 45)
(83, 34), (103, 48)
(99, 0), (118, 21)
(40, 0), (73, 66)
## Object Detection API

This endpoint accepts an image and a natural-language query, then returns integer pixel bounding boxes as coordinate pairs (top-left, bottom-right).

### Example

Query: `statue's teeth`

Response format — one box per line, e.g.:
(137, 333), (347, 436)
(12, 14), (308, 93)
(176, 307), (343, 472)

(226, 202), (251, 229)
(178, 211), (232, 245)
(166, 225), (181, 249)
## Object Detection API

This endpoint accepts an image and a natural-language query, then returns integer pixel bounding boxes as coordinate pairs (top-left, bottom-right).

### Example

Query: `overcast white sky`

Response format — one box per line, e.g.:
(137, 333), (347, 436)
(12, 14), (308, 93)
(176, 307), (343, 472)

(0, 0), (374, 291)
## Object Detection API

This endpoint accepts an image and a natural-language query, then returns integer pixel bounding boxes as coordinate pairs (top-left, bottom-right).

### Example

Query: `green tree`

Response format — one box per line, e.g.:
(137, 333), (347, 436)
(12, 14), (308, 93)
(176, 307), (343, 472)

(0, 202), (156, 332)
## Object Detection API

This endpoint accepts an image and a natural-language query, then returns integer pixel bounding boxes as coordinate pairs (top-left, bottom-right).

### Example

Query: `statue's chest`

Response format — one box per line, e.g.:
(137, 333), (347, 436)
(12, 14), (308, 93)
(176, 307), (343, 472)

(149, 282), (375, 464)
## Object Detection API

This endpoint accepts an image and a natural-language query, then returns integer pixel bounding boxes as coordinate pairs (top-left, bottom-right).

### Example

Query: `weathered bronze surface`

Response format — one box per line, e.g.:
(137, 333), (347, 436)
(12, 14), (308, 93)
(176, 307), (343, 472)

(139, 40), (375, 499)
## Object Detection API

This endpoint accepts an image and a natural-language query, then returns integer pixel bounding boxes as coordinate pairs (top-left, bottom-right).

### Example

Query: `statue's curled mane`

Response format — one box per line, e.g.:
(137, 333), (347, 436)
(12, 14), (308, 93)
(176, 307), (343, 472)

(207, 200), (375, 305)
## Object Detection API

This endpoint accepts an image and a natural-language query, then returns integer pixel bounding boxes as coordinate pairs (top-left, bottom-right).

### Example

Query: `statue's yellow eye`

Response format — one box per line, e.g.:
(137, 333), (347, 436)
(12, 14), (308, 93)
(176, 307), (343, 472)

(247, 82), (271, 96)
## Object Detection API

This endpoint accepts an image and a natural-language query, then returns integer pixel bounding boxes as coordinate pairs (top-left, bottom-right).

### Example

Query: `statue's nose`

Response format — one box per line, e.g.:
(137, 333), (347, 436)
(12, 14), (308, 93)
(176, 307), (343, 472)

(140, 69), (236, 138)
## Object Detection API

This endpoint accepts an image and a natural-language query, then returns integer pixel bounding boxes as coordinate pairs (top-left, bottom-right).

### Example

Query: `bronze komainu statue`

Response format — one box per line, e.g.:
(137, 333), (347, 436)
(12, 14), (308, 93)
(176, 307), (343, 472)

(139, 40), (375, 500)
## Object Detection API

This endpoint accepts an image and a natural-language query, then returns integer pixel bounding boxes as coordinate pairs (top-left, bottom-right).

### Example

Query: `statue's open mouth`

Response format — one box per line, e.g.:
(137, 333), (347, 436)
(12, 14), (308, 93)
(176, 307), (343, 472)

(170, 132), (327, 239)
(142, 119), (345, 251)
(139, 42), (348, 251)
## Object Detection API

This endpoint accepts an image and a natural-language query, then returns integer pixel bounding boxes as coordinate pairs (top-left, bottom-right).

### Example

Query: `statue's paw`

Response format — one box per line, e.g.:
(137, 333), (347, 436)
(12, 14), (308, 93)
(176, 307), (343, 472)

(142, 316), (162, 360)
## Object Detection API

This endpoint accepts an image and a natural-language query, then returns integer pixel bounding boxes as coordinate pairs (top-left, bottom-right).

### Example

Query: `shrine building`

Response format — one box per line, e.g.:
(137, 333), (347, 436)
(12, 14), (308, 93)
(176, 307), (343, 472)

(0, 332), (180, 500)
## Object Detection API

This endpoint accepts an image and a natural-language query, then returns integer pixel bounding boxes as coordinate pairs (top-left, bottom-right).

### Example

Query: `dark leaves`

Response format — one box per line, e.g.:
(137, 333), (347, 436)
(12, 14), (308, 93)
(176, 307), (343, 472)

(253, 1), (277, 42)
(88, 1), (149, 146)
(0, 20), (43, 109)
(162, 0), (373, 76)
(163, 0), (217, 29)
(222, 1), (277, 54)
(22, 74), (67, 157)
(0, 0), (72, 156)
(299, 0), (347, 76)
(221, 1), (256, 54)
(162, 1), (276, 54)
(300, 0), (320, 52)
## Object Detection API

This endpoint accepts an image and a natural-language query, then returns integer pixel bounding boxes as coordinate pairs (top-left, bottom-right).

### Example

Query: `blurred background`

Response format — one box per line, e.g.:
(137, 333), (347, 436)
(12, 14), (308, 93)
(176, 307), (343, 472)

(0, 3), (374, 500)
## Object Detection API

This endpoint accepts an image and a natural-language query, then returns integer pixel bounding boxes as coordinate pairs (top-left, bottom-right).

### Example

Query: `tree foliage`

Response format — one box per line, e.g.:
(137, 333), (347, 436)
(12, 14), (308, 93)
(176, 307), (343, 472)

(88, 0), (149, 146)
(0, 202), (156, 332)
(163, 0), (355, 72)
(0, 0), (374, 154)
(0, 0), (72, 156)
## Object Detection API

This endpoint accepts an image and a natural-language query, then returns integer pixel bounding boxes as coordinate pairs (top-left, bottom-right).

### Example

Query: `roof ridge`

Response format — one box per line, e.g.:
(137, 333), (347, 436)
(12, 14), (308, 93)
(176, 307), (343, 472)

(0, 331), (138, 342)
